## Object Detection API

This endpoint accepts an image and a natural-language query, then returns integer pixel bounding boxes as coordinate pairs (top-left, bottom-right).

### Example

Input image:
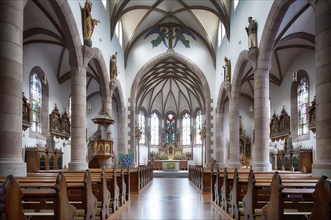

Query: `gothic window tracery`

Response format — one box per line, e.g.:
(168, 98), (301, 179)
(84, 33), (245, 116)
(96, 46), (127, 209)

(196, 111), (202, 144)
(151, 112), (159, 145)
(297, 76), (309, 136)
(138, 111), (145, 144)
(30, 73), (42, 133)
(182, 113), (190, 145)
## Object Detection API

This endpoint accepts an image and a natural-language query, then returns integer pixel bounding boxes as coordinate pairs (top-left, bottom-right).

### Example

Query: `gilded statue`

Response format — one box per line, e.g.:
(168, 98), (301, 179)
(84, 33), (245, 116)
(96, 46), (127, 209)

(82, 0), (100, 47)
(245, 17), (258, 49)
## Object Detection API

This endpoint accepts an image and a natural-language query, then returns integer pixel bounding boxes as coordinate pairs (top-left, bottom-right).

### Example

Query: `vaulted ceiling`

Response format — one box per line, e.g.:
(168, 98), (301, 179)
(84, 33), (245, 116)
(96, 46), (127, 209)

(136, 57), (205, 117)
(110, 0), (231, 67)
(23, 0), (315, 112)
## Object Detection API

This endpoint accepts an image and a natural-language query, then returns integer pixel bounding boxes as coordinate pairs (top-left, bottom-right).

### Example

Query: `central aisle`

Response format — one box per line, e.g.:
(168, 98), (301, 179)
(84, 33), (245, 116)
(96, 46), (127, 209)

(110, 178), (232, 220)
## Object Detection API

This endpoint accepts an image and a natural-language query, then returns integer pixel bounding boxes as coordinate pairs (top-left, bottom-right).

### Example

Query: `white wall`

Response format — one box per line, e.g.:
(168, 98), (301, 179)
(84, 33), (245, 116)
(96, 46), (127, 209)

(223, 100), (230, 162)
(239, 97), (254, 140)
(86, 95), (102, 140)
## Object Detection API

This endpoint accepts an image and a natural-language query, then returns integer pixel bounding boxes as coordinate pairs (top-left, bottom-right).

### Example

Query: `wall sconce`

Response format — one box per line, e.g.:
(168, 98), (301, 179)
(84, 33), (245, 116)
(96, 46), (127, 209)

(249, 105), (253, 112)
(88, 103), (92, 110)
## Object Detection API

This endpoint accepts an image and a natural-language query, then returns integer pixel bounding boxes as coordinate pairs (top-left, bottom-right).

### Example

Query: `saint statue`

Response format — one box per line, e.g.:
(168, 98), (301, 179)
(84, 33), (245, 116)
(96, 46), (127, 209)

(245, 17), (257, 49)
(82, 0), (100, 47)
(223, 56), (231, 82)
(110, 52), (118, 80)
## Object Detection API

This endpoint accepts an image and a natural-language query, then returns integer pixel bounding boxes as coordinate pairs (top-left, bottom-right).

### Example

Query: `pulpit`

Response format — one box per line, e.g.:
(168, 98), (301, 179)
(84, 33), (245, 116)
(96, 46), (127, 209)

(93, 140), (113, 168)
(90, 113), (114, 168)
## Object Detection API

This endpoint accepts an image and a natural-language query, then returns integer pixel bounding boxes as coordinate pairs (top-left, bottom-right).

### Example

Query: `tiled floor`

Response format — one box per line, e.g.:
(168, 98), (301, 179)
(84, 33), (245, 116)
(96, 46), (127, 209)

(109, 178), (233, 220)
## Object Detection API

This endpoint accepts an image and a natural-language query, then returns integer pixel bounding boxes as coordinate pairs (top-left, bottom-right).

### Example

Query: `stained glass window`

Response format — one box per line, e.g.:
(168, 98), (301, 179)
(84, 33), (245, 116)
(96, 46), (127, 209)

(196, 111), (203, 144)
(166, 114), (176, 144)
(151, 113), (159, 145)
(297, 76), (309, 136)
(30, 73), (42, 133)
(182, 113), (190, 145)
(138, 111), (145, 144)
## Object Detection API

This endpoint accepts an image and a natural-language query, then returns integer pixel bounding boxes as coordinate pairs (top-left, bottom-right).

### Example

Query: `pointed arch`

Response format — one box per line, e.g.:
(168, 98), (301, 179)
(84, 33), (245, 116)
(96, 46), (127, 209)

(215, 82), (230, 167)
(129, 50), (212, 165)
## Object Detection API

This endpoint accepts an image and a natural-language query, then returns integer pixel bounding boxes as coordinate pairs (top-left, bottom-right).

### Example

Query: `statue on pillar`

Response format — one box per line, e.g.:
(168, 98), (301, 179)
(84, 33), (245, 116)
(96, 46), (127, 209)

(110, 52), (118, 80)
(245, 16), (258, 49)
(82, 0), (100, 47)
(223, 56), (231, 82)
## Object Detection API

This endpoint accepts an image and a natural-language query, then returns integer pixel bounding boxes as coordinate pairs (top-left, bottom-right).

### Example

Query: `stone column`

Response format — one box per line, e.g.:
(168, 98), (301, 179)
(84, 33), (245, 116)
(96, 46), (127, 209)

(228, 96), (241, 168)
(215, 112), (226, 167)
(103, 96), (113, 168)
(252, 67), (272, 171)
(0, 0), (27, 177)
(68, 65), (88, 170)
(312, 1), (331, 177)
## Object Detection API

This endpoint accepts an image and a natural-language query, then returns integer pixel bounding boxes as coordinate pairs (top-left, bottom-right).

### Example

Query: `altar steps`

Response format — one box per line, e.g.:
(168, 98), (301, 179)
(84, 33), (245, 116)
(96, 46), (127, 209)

(153, 170), (188, 178)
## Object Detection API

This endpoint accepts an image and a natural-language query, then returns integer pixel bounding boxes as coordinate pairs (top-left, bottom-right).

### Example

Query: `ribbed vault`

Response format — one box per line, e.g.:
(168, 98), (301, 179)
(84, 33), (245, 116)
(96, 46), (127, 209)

(136, 56), (206, 116)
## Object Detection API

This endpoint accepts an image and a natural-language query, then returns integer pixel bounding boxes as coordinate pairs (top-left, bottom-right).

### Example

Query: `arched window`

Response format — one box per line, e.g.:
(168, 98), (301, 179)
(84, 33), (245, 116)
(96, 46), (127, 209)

(101, 0), (106, 9)
(196, 111), (203, 144)
(115, 20), (123, 47)
(30, 73), (42, 133)
(138, 111), (145, 144)
(297, 76), (309, 136)
(182, 113), (191, 145)
(165, 113), (176, 144)
(234, 0), (239, 11)
(151, 112), (159, 145)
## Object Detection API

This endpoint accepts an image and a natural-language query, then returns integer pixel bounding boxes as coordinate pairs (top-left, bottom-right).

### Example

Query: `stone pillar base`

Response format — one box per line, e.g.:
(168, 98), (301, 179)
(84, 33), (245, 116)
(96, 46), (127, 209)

(68, 161), (88, 171)
(0, 159), (26, 177)
(251, 161), (272, 171)
(312, 163), (331, 177)
(227, 162), (241, 169)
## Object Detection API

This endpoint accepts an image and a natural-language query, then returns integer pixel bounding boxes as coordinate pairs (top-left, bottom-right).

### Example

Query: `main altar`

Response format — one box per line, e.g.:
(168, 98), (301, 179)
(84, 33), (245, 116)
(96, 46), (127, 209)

(150, 113), (190, 170)
(158, 143), (183, 160)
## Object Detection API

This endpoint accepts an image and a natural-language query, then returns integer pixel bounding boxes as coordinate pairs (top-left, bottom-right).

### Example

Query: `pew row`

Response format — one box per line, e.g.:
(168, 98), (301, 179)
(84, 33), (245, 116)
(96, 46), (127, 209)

(262, 172), (331, 220)
(0, 173), (77, 220)
(211, 167), (323, 220)
(188, 165), (212, 193)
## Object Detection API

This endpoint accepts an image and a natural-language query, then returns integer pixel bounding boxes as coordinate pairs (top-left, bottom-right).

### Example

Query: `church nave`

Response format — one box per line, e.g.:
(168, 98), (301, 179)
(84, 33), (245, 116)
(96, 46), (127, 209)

(110, 178), (230, 220)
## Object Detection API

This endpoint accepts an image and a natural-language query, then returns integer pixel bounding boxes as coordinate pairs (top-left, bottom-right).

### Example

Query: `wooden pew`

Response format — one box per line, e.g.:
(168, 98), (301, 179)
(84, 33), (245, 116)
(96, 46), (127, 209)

(188, 165), (212, 192)
(0, 173), (77, 220)
(29, 168), (120, 218)
(240, 170), (318, 220)
(130, 165), (153, 194)
(0, 175), (26, 220)
(16, 170), (98, 220)
(261, 172), (329, 220)
(221, 167), (229, 212)
(211, 168), (318, 219)
(309, 175), (331, 220)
